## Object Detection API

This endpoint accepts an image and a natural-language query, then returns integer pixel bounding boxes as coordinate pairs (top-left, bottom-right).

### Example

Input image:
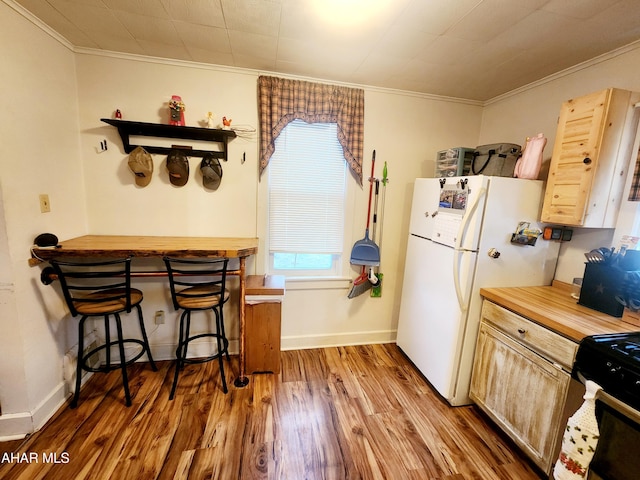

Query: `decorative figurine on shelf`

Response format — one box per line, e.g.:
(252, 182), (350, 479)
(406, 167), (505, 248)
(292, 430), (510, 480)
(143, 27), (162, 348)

(221, 116), (232, 130)
(168, 95), (186, 126)
(115, 109), (122, 119)
(206, 111), (215, 129)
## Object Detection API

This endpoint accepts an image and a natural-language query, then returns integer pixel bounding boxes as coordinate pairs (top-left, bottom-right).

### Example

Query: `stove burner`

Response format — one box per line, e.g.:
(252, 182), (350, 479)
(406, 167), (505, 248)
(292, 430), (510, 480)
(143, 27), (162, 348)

(609, 339), (640, 361)
(573, 332), (640, 411)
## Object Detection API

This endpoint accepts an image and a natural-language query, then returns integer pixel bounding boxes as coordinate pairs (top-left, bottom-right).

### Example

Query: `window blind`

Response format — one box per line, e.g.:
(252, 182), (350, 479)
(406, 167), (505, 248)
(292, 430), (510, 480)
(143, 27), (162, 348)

(269, 120), (346, 254)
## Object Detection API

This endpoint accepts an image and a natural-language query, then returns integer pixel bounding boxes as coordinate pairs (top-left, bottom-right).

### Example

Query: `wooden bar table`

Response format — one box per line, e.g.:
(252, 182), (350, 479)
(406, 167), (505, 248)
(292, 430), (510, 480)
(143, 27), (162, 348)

(32, 235), (259, 387)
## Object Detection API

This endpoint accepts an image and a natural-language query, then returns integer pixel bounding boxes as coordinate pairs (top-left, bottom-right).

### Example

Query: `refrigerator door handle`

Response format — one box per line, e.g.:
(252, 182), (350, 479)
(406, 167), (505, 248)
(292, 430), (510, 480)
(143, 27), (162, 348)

(453, 186), (486, 310)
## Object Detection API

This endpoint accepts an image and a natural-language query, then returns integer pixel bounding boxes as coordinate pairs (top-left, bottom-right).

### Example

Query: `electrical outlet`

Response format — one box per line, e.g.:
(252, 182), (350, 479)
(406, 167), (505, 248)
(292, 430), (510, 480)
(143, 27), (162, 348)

(39, 194), (51, 213)
(154, 310), (165, 325)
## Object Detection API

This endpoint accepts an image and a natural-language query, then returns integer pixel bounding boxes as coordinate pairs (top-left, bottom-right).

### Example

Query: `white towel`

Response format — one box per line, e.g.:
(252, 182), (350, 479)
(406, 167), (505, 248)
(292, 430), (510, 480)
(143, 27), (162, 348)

(553, 380), (602, 479)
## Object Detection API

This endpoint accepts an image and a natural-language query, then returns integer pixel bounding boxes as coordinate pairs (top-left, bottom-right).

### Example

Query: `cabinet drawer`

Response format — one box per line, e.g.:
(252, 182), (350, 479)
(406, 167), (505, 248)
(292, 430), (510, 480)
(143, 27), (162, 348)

(481, 301), (577, 370)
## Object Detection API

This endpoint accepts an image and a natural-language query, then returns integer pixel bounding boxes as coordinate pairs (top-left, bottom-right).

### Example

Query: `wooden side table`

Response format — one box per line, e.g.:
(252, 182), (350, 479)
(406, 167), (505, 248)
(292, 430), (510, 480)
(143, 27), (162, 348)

(245, 275), (285, 374)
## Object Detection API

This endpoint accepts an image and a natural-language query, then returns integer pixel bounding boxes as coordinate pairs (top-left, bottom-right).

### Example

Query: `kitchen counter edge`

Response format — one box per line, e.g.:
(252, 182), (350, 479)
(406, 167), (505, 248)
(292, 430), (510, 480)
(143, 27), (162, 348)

(480, 281), (639, 343)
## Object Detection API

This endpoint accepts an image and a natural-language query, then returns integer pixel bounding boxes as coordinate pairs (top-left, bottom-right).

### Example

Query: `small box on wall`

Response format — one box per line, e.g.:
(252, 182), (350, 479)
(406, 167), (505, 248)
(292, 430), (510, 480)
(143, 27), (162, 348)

(578, 263), (624, 317)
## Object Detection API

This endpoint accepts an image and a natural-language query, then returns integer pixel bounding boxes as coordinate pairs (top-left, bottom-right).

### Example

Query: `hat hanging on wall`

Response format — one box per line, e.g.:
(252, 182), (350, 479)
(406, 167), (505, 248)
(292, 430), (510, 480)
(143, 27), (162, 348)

(127, 146), (154, 187)
(200, 154), (223, 190)
(166, 149), (189, 186)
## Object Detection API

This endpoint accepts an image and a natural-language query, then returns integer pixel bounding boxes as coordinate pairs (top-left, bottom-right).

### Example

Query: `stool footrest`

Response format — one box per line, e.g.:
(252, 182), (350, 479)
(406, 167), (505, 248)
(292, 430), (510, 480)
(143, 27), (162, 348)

(177, 333), (229, 365)
(81, 339), (148, 373)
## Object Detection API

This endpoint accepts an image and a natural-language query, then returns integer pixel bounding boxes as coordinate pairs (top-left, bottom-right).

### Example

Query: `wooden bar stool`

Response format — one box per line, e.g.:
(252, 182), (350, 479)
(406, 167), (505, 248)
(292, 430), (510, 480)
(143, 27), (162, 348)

(50, 257), (157, 408)
(163, 257), (231, 399)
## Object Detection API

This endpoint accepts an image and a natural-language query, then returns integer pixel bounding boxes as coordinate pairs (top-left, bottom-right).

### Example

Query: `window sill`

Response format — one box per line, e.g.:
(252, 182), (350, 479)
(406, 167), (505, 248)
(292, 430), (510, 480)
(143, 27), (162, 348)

(280, 276), (352, 291)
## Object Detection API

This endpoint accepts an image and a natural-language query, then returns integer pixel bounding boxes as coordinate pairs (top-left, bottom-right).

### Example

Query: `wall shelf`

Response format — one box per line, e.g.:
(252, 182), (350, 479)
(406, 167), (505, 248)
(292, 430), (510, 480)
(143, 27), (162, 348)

(100, 118), (236, 160)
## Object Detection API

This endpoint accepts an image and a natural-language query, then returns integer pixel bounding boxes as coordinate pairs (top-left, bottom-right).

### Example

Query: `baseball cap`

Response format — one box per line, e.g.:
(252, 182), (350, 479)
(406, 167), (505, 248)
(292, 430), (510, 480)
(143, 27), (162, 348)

(166, 150), (189, 186)
(128, 146), (153, 187)
(200, 154), (223, 190)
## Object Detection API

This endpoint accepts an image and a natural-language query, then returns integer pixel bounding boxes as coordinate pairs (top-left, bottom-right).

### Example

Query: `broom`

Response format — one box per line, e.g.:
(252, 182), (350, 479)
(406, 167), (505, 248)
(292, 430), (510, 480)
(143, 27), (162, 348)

(348, 265), (372, 298)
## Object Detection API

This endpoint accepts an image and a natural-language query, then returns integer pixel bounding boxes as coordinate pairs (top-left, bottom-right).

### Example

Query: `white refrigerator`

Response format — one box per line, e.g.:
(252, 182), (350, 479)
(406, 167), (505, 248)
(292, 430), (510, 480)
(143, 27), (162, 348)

(396, 175), (559, 406)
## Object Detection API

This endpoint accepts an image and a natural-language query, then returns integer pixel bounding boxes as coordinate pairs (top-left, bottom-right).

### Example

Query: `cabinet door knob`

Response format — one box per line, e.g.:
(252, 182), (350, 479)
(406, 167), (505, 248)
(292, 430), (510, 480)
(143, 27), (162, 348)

(583, 157), (592, 164)
(517, 328), (526, 335)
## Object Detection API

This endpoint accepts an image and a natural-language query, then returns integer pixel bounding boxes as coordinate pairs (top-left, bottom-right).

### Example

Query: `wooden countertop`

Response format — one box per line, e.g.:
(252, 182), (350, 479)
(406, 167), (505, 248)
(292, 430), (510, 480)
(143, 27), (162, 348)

(31, 235), (258, 262)
(480, 281), (639, 343)
(246, 275), (285, 295)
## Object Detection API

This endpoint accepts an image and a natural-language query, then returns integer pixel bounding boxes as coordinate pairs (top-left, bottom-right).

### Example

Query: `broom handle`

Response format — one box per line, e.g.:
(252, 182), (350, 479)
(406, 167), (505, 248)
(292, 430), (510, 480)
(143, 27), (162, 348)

(365, 150), (376, 230)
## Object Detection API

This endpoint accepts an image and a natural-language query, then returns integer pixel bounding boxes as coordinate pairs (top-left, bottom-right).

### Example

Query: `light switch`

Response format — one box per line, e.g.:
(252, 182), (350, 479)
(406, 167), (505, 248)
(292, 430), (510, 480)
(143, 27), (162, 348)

(39, 194), (51, 213)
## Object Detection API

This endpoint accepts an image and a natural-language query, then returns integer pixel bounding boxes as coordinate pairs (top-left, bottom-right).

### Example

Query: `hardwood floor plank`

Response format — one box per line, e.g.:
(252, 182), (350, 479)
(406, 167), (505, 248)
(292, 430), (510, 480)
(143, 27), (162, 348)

(0, 344), (544, 480)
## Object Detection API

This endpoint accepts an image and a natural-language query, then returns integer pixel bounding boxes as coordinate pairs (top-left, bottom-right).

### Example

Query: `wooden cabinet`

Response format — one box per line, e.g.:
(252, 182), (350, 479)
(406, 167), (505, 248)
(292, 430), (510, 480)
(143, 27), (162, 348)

(541, 88), (640, 227)
(470, 301), (581, 475)
(245, 275), (285, 374)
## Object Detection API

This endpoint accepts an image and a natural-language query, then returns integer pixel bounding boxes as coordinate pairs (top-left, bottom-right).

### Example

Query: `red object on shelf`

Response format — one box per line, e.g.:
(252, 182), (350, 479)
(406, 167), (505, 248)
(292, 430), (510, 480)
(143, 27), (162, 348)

(169, 95), (185, 126)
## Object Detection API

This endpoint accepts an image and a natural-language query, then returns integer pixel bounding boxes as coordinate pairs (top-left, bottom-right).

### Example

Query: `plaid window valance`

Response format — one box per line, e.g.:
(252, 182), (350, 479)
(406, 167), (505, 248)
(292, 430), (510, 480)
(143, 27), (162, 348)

(258, 76), (365, 184)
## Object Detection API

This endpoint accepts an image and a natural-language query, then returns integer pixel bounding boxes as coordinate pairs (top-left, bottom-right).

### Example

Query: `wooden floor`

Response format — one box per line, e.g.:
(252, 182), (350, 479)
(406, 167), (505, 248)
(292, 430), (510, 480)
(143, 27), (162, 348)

(0, 344), (543, 479)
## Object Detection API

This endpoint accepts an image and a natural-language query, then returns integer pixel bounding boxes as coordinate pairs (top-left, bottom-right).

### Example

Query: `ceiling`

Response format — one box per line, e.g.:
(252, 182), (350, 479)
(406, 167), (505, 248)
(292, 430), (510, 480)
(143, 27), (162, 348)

(13, 0), (640, 101)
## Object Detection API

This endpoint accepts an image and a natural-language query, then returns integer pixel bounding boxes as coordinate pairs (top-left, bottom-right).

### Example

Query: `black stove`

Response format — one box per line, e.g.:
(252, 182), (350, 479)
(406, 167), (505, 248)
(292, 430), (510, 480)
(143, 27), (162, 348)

(573, 332), (640, 411)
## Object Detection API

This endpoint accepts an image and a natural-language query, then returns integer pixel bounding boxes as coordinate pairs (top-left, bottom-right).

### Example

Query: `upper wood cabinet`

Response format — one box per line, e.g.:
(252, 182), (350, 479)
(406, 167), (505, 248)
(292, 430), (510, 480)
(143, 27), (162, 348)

(541, 88), (640, 227)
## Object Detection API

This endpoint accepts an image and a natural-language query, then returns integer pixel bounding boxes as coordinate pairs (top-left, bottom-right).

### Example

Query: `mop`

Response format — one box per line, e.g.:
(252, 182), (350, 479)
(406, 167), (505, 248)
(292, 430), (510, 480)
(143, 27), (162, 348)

(371, 162), (388, 297)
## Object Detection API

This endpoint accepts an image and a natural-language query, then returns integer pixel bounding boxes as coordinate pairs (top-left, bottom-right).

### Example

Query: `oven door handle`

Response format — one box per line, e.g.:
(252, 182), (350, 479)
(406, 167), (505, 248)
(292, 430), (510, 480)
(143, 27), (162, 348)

(577, 372), (640, 424)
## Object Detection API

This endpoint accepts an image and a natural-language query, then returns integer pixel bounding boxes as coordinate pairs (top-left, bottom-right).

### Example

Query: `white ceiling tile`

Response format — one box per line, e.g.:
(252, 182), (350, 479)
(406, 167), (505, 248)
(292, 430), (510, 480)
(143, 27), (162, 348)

(415, 35), (483, 65)
(587, 0), (640, 41)
(14, 0), (100, 47)
(277, 36), (367, 73)
(228, 30), (278, 61)
(101, 0), (170, 18)
(392, 0), (481, 35)
(160, 0), (225, 27)
(373, 24), (438, 59)
(489, 10), (575, 52)
(235, 53), (278, 71)
(88, 31), (146, 55)
(46, 0), (132, 38)
(135, 39), (192, 61)
(221, 0), (282, 37)
(113, 11), (182, 46)
(173, 21), (230, 53)
(541, 0), (621, 20)
(186, 48), (235, 66)
(446, 0), (541, 42)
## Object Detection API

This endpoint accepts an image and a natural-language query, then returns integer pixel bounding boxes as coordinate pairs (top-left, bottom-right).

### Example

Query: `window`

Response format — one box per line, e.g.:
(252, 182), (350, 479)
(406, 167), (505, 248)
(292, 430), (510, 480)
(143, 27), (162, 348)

(268, 120), (347, 277)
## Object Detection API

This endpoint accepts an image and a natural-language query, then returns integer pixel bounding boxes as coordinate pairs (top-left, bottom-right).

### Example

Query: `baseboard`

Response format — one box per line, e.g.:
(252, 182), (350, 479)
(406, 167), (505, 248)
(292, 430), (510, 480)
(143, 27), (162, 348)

(280, 330), (396, 351)
(0, 381), (67, 440)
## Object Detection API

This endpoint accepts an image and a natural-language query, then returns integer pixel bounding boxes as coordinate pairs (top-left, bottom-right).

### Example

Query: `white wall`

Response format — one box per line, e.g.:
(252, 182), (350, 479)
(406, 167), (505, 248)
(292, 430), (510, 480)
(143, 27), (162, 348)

(0, 2), (86, 438)
(479, 43), (640, 284)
